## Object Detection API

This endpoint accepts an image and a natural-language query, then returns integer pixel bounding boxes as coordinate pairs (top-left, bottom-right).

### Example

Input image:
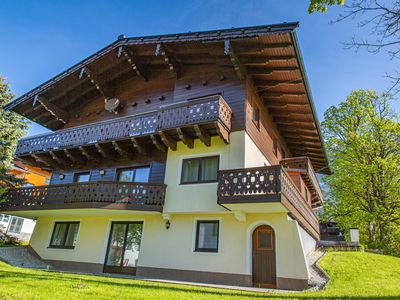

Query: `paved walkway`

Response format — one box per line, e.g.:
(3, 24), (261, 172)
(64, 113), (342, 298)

(307, 249), (329, 290)
(0, 246), (50, 269)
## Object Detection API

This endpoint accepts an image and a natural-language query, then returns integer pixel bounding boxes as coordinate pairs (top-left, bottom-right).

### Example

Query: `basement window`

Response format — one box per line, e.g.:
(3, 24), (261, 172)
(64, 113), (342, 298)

(49, 222), (80, 249)
(8, 217), (24, 234)
(74, 172), (90, 183)
(195, 220), (219, 253)
(181, 156), (219, 184)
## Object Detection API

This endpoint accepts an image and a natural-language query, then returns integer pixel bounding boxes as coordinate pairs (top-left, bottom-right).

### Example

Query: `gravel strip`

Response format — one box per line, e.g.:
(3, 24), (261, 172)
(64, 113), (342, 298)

(0, 246), (50, 269)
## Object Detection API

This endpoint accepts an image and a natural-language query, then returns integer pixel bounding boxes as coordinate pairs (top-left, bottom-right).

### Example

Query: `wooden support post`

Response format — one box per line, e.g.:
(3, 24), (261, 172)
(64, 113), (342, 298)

(176, 128), (194, 149)
(224, 40), (246, 80)
(33, 95), (70, 124)
(117, 46), (148, 81)
(158, 131), (177, 151)
(155, 43), (181, 78)
(150, 134), (167, 152)
(194, 125), (210, 147)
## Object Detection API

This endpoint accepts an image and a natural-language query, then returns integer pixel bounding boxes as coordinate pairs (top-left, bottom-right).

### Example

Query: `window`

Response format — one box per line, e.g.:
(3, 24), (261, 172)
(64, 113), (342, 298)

(0, 214), (3, 222)
(74, 172), (90, 183)
(117, 166), (150, 183)
(2, 215), (10, 223)
(49, 222), (80, 249)
(252, 105), (260, 128)
(181, 156), (219, 184)
(272, 139), (278, 156)
(195, 220), (219, 252)
(256, 229), (273, 250)
(8, 217), (24, 234)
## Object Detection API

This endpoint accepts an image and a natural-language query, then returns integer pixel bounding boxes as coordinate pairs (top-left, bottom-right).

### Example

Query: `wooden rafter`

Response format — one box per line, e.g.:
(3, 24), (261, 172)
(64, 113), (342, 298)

(176, 128), (193, 149)
(247, 67), (299, 76)
(63, 149), (84, 164)
(194, 125), (210, 147)
(79, 67), (108, 101)
(260, 91), (306, 98)
(112, 141), (132, 158)
(158, 131), (177, 151)
(117, 46), (148, 81)
(79, 146), (100, 161)
(32, 95), (70, 124)
(150, 134), (167, 152)
(130, 138), (145, 154)
(234, 42), (293, 54)
(95, 143), (112, 158)
(254, 79), (303, 88)
(155, 43), (181, 77)
(224, 40), (246, 80)
(240, 55), (296, 65)
(49, 151), (67, 166)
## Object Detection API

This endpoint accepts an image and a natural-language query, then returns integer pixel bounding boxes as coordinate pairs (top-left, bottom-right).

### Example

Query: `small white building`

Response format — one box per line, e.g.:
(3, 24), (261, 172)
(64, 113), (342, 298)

(0, 214), (36, 242)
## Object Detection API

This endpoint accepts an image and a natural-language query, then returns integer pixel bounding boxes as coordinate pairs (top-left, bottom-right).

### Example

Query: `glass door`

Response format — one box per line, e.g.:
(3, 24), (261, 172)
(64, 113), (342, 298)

(104, 222), (143, 275)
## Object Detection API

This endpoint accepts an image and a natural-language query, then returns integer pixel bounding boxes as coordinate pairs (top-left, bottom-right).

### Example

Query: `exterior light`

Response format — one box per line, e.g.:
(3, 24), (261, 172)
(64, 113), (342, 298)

(59, 174), (65, 180)
(99, 169), (106, 176)
(165, 220), (171, 230)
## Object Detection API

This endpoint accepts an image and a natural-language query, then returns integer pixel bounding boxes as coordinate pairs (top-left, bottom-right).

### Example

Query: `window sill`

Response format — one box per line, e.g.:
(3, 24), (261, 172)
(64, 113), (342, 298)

(48, 246), (75, 250)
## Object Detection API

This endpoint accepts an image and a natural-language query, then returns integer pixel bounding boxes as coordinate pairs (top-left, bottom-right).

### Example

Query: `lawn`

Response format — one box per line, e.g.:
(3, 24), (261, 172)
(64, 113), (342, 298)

(0, 251), (399, 300)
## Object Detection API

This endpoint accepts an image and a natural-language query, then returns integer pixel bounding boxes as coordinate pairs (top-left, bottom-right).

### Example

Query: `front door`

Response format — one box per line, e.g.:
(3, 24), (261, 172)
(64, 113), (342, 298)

(104, 222), (143, 275)
(252, 225), (276, 288)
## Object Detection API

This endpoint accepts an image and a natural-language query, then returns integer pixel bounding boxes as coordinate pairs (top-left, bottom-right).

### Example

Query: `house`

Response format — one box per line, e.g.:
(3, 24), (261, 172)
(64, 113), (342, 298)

(0, 161), (50, 241)
(0, 23), (329, 290)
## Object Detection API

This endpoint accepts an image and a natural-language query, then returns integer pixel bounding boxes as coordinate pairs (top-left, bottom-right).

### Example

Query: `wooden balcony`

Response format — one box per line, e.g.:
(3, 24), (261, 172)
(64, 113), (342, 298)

(217, 165), (320, 239)
(15, 95), (232, 169)
(280, 157), (323, 207)
(0, 181), (166, 213)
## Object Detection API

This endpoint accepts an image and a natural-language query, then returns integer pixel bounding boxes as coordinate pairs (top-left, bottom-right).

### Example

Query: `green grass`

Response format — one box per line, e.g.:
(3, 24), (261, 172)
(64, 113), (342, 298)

(0, 252), (399, 299)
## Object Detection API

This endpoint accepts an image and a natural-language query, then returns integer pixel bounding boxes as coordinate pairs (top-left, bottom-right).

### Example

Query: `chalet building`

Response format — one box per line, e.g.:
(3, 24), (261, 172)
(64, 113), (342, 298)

(1, 23), (329, 290)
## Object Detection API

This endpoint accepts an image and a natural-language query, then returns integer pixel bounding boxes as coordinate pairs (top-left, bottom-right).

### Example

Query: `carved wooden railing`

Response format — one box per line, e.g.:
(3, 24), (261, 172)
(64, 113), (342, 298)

(217, 165), (319, 237)
(280, 157), (323, 205)
(15, 95), (232, 156)
(0, 181), (166, 211)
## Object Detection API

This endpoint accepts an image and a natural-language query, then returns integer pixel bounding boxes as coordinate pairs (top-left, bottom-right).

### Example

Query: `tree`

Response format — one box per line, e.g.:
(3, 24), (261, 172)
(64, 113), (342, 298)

(0, 76), (29, 198)
(321, 89), (400, 255)
(309, 0), (400, 93)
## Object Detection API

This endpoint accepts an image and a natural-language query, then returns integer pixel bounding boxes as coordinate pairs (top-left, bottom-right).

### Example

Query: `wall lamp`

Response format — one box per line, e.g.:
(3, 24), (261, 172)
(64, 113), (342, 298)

(59, 174), (65, 180)
(165, 220), (171, 230)
(99, 169), (106, 176)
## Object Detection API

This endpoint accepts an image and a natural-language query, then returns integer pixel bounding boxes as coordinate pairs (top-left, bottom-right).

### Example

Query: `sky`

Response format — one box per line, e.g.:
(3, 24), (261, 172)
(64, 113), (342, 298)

(0, 0), (398, 137)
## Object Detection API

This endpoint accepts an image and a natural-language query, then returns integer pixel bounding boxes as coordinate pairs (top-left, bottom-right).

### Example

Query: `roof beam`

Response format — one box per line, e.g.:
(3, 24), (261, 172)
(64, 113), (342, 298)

(150, 134), (167, 152)
(112, 141), (133, 158)
(95, 143), (114, 158)
(247, 67), (299, 76)
(176, 128), (194, 149)
(194, 125), (210, 147)
(224, 40), (246, 80)
(79, 146), (100, 161)
(33, 95), (70, 124)
(155, 43), (181, 78)
(240, 55), (296, 65)
(259, 91), (306, 98)
(63, 149), (84, 164)
(79, 67), (108, 101)
(158, 131), (177, 151)
(117, 46), (148, 81)
(130, 138), (145, 154)
(254, 79), (303, 88)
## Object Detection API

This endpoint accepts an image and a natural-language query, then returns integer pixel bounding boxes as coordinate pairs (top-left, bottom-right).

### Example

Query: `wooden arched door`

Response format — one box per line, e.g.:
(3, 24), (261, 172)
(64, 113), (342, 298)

(252, 225), (276, 288)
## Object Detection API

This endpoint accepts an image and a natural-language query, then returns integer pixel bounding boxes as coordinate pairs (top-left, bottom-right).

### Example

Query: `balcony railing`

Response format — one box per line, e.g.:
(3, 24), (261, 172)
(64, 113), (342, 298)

(280, 157), (323, 206)
(217, 165), (320, 239)
(0, 181), (166, 212)
(15, 95), (232, 156)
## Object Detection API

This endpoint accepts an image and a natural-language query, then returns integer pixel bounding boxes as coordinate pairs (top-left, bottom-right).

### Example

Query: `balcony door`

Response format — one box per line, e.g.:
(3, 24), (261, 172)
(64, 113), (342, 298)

(104, 222), (143, 275)
(252, 225), (276, 288)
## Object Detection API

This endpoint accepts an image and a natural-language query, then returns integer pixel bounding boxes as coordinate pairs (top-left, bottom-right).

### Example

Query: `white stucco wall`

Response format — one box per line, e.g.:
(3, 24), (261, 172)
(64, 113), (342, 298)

(30, 212), (309, 281)
(298, 222), (317, 255)
(244, 133), (271, 167)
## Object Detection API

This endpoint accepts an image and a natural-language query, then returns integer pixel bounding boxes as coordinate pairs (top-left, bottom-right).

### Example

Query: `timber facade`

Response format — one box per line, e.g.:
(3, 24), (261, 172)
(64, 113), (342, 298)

(2, 23), (328, 290)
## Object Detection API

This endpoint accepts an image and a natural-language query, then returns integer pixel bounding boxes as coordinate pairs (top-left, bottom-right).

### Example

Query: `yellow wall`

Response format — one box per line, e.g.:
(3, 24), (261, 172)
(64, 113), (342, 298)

(163, 132), (245, 214)
(25, 172), (48, 186)
(30, 212), (309, 280)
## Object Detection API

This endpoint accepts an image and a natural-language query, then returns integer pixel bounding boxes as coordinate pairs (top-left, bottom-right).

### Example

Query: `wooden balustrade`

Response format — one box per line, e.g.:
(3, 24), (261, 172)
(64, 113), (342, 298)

(280, 157), (323, 207)
(0, 181), (166, 212)
(15, 95), (232, 156)
(218, 165), (320, 239)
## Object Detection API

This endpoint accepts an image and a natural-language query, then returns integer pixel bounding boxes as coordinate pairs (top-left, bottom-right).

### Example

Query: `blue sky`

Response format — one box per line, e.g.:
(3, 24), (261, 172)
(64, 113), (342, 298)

(0, 0), (397, 137)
